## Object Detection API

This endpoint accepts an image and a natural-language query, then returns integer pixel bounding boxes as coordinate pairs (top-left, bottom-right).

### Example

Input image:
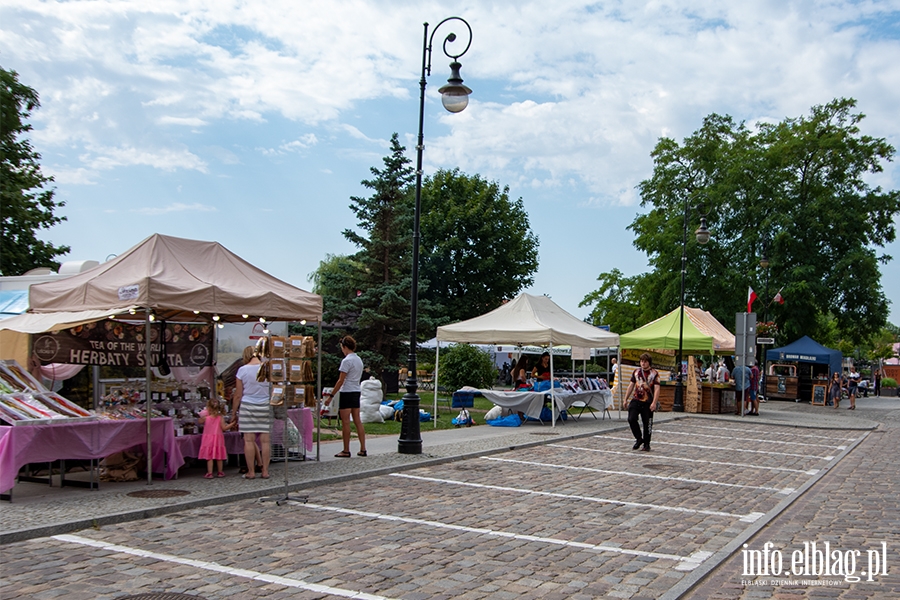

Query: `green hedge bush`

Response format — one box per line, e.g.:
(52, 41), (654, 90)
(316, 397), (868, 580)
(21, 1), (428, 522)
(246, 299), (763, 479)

(438, 344), (496, 393)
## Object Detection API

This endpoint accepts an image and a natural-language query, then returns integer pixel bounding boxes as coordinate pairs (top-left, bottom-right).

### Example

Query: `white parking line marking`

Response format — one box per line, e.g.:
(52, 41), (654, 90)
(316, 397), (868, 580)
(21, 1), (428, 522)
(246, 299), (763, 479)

(389, 473), (763, 522)
(666, 423), (858, 442)
(53, 534), (393, 600)
(652, 429), (843, 448)
(290, 501), (706, 567)
(550, 444), (821, 475)
(598, 436), (832, 460)
(483, 456), (794, 494)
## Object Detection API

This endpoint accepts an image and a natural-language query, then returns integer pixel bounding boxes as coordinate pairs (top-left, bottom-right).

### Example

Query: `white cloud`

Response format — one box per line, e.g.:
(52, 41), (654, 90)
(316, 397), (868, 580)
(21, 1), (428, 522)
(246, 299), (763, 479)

(158, 116), (208, 126)
(81, 145), (208, 173)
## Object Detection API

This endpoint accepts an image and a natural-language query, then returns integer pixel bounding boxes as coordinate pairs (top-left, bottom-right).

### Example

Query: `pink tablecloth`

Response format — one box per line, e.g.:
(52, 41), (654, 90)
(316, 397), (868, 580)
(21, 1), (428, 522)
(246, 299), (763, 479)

(0, 418), (181, 493)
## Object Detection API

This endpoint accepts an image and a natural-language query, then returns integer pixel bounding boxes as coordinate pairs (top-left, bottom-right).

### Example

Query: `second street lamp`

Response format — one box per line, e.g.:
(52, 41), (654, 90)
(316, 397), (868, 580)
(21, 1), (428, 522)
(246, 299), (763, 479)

(399, 17), (473, 455)
(673, 202), (710, 413)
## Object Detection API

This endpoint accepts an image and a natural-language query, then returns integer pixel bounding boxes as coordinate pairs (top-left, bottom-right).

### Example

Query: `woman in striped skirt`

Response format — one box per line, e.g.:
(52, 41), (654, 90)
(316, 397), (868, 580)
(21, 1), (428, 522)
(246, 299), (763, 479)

(233, 346), (271, 479)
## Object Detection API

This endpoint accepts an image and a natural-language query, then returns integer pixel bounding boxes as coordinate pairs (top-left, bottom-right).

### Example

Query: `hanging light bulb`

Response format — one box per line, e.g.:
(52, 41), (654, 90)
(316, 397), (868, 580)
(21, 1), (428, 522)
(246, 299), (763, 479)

(212, 315), (221, 322)
(300, 320), (307, 325)
(259, 317), (267, 324)
(129, 308), (137, 315)
(263, 326), (270, 334)
(193, 310), (200, 315)
(242, 314), (249, 319)
(149, 314), (156, 322)
(217, 323), (224, 329)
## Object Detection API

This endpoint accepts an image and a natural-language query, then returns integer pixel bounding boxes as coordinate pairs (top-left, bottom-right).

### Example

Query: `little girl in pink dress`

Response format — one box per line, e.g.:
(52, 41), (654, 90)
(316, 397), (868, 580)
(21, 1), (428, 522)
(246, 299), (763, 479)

(198, 399), (235, 478)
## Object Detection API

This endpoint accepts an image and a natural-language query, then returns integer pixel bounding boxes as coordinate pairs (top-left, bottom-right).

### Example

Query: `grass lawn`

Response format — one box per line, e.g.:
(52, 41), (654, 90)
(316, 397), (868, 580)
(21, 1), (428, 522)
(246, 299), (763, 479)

(310, 392), (599, 441)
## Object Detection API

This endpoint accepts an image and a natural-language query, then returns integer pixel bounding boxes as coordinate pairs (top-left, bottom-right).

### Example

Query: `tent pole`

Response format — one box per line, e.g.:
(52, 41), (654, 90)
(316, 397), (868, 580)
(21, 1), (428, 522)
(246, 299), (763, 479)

(145, 310), (152, 485)
(617, 348), (622, 419)
(550, 344), (555, 427)
(433, 344), (440, 428)
(316, 321), (322, 461)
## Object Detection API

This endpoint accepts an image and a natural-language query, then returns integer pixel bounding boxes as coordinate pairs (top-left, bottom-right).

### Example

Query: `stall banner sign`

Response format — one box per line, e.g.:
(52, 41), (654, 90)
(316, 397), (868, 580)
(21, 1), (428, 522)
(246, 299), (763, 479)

(621, 348), (677, 369)
(32, 320), (213, 367)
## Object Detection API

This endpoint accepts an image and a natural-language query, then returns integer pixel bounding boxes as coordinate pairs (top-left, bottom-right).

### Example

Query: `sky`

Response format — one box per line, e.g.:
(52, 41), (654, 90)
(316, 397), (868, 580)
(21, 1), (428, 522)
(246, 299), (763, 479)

(2, 0), (899, 328)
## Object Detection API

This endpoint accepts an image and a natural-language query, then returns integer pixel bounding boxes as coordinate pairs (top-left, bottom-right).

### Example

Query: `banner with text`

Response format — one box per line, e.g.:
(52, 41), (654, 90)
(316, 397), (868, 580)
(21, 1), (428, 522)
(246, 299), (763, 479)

(32, 320), (213, 368)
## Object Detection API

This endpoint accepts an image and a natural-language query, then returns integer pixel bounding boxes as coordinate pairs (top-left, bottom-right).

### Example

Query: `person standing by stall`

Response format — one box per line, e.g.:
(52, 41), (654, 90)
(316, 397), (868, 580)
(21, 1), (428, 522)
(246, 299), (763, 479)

(532, 352), (552, 381)
(875, 367), (883, 397)
(323, 335), (368, 458)
(733, 362), (752, 416)
(624, 353), (660, 452)
(749, 360), (761, 414)
(233, 345), (271, 479)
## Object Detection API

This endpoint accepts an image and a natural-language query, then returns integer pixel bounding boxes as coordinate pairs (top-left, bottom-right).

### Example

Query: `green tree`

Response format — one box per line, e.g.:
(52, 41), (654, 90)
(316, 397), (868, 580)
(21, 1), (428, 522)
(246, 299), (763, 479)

(1, 67), (69, 275)
(328, 133), (415, 366)
(579, 269), (653, 334)
(584, 98), (899, 344)
(419, 169), (539, 324)
(437, 343), (496, 392)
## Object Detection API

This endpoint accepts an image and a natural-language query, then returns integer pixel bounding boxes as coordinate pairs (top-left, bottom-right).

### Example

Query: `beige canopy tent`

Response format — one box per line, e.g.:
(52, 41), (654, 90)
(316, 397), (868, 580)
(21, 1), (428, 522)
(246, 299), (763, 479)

(1, 233), (323, 480)
(435, 293), (620, 425)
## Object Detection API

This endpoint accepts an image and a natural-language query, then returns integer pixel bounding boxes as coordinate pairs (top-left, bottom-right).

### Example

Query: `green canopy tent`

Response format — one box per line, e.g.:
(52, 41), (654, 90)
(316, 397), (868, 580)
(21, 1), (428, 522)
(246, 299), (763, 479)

(615, 307), (735, 412)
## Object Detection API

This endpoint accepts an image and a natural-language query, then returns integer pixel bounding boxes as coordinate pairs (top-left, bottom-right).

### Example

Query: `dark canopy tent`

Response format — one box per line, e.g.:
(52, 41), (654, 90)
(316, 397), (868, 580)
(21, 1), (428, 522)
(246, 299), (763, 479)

(766, 336), (842, 375)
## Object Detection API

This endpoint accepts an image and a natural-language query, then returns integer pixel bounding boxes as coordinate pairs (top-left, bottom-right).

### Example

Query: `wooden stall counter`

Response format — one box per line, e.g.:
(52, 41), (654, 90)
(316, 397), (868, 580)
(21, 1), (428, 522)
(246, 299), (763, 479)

(653, 381), (736, 414)
(766, 376), (799, 400)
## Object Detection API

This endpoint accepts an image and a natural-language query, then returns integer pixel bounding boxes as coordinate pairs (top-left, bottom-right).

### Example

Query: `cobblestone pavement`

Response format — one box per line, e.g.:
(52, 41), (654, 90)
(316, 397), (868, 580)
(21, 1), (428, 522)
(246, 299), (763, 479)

(3, 405), (892, 600)
(681, 410), (900, 599)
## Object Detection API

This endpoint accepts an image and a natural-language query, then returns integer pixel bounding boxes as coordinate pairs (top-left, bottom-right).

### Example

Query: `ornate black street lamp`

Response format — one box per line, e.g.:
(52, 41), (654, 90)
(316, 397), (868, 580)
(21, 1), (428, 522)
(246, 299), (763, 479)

(674, 202), (710, 412)
(399, 17), (473, 454)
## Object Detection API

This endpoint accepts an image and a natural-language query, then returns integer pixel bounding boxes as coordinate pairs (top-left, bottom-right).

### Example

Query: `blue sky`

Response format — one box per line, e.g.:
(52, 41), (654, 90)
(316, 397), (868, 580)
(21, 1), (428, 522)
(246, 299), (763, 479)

(2, 0), (899, 327)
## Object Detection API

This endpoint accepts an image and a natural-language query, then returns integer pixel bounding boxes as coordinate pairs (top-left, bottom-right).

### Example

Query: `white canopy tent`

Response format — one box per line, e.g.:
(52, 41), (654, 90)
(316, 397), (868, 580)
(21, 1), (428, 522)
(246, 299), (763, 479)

(434, 293), (620, 425)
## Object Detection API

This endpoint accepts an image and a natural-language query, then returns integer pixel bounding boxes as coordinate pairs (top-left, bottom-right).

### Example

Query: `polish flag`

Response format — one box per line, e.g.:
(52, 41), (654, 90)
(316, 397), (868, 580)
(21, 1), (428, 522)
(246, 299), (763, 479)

(774, 287), (785, 304)
(747, 287), (758, 313)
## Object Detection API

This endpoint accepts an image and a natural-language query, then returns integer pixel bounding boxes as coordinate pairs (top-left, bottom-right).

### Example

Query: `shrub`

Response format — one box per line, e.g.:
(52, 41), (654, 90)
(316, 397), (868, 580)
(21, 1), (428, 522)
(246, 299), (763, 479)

(882, 377), (898, 388)
(438, 344), (496, 392)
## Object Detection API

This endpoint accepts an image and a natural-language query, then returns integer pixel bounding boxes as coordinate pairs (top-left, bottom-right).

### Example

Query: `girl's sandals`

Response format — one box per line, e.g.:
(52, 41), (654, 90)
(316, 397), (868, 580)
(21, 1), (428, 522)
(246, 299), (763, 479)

(334, 451), (352, 458)
(357, 451), (368, 457)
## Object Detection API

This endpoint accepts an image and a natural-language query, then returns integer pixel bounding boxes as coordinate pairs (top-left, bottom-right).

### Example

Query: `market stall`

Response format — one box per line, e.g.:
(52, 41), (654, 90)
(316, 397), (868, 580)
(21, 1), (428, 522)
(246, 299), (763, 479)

(0, 233), (323, 488)
(617, 307), (736, 413)
(765, 336), (841, 402)
(435, 293), (620, 426)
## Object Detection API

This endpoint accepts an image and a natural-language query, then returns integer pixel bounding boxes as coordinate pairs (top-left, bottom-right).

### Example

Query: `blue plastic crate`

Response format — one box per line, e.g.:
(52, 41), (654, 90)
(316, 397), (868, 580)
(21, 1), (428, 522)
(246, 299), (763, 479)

(452, 391), (475, 408)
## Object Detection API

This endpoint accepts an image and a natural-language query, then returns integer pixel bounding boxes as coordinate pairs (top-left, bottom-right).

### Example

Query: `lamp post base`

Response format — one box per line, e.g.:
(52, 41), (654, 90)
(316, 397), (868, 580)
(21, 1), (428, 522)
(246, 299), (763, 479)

(398, 391), (423, 454)
(673, 380), (685, 412)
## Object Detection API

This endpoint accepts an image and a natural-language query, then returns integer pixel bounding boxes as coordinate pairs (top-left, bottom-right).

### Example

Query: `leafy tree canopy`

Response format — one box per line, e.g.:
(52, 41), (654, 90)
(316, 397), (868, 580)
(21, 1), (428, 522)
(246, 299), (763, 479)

(419, 168), (539, 324)
(582, 98), (899, 346)
(1, 67), (69, 275)
(437, 343), (496, 392)
(312, 136), (541, 371)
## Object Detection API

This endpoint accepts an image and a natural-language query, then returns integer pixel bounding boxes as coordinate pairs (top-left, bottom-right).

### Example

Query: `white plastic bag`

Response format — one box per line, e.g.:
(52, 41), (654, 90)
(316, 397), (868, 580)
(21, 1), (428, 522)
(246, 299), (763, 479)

(360, 378), (384, 423)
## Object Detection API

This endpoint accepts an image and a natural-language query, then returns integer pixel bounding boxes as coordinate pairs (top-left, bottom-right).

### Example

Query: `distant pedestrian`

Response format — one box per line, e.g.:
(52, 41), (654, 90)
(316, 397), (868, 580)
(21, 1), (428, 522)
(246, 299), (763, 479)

(733, 363), (752, 415)
(323, 335), (368, 458)
(829, 372), (843, 409)
(847, 366), (859, 410)
(624, 353), (660, 451)
(875, 368), (883, 396)
(749, 361), (761, 413)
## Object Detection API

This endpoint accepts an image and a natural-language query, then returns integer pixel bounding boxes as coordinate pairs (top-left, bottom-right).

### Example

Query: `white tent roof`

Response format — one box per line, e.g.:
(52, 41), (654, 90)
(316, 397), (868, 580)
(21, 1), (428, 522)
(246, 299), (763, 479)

(436, 293), (619, 348)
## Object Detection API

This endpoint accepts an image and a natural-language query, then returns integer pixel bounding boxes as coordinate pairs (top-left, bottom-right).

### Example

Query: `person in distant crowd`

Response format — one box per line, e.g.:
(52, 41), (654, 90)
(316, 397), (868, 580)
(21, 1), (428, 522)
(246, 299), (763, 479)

(749, 360), (761, 413)
(513, 356), (530, 389)
(324, 335), (368, 457)
(624, 353), (660, 452)
(829, 372), (843, 409)
(732, 362), (752, 416)
(847, 366), (860, 410)
(705, 361), (717, 382)
(233, 345), (271, 479)
(716, 361), (730, 383)
(875, 368), (883, 396)
(532, 352), (552, 381)
(610, 357), (619, 381)
(858, 376), (869, 398)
